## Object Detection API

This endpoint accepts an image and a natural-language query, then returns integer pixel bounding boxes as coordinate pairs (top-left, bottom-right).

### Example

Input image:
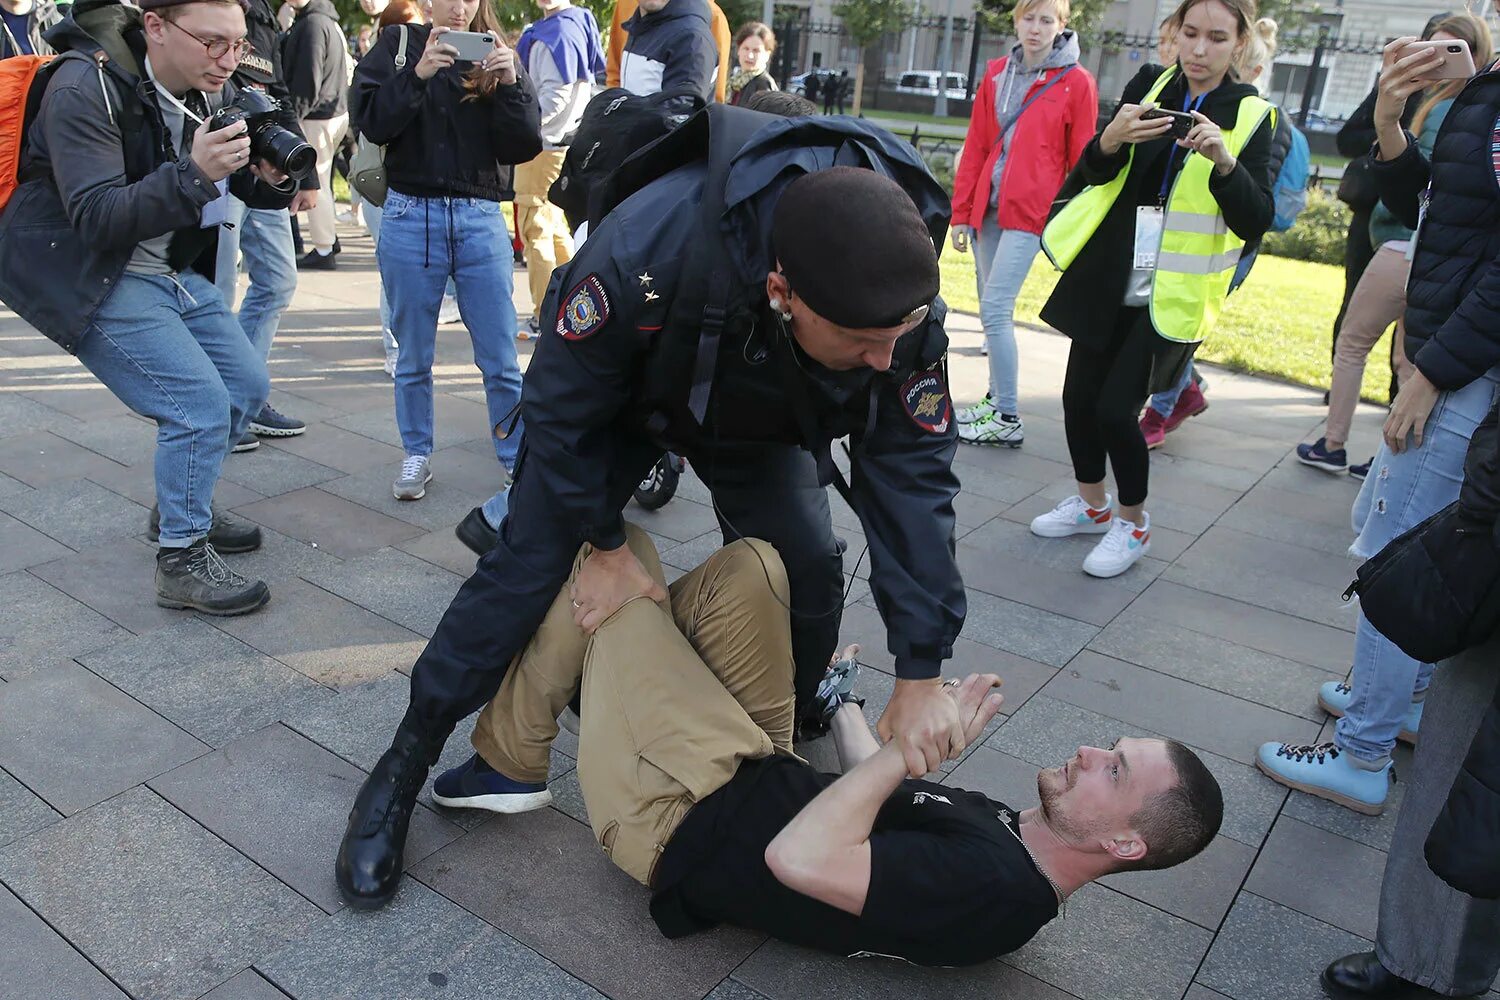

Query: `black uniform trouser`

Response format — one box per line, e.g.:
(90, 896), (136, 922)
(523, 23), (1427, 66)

(407, 435), (845, 741)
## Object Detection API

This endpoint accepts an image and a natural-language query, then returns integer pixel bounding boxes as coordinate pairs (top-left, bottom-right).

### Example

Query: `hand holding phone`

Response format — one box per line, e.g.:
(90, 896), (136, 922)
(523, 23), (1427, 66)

(1141, 107), (1196, 140)
(444, 30), (499, 63)
(1398, 37), (1475, 82)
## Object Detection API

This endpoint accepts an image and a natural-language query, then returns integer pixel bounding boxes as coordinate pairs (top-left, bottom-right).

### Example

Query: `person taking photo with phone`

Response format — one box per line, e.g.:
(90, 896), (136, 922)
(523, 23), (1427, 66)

(351, 0), (541, 511)
(1029, 0), (1275, 579)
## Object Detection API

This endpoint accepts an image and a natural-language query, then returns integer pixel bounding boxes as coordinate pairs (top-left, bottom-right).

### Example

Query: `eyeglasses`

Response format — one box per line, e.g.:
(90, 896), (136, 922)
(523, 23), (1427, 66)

(164, 18), (253, 61)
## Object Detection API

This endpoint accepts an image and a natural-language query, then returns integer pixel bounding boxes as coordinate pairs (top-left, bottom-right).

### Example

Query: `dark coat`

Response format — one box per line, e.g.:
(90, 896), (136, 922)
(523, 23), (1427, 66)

(728, 70), (774, 106)
(0, 0), (295, 353)
(1039, 64), (1274, 367)
(235, 0), (319, 193)
(1372, 67), (1500, 393)
(281, 0), (347, 120)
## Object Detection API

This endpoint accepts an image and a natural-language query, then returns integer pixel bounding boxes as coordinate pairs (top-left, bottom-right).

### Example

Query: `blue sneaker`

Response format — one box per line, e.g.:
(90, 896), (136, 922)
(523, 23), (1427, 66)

(431, 753), (552, 814)
(1348, 458), (1372, 481)
(1317, 681), (1422, 746)
(1256, 740), (1391, 815)
(1297, 437), (1348, 474)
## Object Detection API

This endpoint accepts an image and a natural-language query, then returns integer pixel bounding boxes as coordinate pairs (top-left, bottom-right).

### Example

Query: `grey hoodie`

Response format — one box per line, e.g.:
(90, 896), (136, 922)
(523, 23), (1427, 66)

(989, 29), (1079, 207)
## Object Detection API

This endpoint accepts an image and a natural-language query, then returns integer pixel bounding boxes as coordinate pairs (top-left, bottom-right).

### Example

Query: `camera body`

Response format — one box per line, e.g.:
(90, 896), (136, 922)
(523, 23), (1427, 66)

(207, 91), (317, 180)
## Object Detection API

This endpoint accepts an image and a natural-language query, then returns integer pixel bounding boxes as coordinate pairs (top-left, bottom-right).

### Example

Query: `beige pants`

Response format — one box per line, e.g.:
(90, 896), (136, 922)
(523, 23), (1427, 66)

(471, 525), (797, 886)
(512, 149), (573, 320)
(1327, 243), (1415, 445)
(299, 114), (349, 253)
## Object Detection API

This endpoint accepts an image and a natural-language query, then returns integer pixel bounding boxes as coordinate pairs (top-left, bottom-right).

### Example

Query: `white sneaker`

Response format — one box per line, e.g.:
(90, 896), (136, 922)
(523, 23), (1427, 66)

(959, 413), (1024, 448)
(957, 394), (995, 425)
(438, 295), (462, 325)
(1082, 514), (1151, 578)
(383, 351), (397, 378)
(1030, 494), (1113, 538)
(393, 455), (432, 500)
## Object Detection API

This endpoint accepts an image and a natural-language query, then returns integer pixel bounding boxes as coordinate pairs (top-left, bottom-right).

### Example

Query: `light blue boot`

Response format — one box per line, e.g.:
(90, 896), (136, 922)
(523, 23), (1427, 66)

(1256, 740), (1392, 815)
(1317, 681), (1423, 746)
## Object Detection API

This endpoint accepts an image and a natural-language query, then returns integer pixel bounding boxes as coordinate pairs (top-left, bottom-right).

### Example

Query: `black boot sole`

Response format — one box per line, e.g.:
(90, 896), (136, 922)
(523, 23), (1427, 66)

(156, 583), (270, 616)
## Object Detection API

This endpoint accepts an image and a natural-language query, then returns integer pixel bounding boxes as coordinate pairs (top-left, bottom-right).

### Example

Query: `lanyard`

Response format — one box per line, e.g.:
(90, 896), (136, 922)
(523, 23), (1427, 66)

(145, 57), (208, 129)
(1157, 90), (1208, 205)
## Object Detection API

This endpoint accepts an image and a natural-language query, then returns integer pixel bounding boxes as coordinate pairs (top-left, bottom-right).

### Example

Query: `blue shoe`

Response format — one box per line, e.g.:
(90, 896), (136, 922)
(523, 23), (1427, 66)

(1256, 740), (1391, 815)
(431, 753), (552, 814)
(1348, 458), (1372, 481)
(1317, 681), (1422, 746)
(1297, 437), (1348, 474)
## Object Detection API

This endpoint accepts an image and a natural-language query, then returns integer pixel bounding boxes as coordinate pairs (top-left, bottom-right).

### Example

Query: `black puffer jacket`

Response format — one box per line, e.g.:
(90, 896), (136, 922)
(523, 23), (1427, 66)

(1373, 67), (1500, 391)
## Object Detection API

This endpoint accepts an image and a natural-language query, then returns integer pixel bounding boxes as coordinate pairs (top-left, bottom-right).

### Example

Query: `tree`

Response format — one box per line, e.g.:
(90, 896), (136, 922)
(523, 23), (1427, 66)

(975, 0), (1311, 44)
(833, 0), (912, 114)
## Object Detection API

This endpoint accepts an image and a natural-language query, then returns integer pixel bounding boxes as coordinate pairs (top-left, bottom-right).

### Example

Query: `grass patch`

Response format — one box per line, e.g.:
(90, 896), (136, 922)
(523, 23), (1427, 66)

(940, 249), (1395, 404)
(862, 109), (970, 132)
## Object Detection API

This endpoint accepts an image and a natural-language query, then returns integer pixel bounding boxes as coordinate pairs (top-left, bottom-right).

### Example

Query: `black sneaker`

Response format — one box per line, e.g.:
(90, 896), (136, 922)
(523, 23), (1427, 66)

(155, 539), (270, 616)
(1349, 458), (1372, 481)
(249, 404), (306, 438)
(298, 250), (336, 271)
(455, 506), (497, 557)
(332, 236), (343, 255)
(1296, 437), (1348, 474)
(148, 504), (262, 554)
(232, 430), (260, 453)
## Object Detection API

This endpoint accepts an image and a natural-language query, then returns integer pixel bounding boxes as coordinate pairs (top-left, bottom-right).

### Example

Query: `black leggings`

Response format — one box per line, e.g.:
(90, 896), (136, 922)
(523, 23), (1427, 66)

(1062, 307), (1156, 508)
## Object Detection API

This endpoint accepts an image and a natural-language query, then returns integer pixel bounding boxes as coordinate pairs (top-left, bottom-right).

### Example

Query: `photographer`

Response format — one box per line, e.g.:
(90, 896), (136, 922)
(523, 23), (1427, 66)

(0, 0), (297, 615)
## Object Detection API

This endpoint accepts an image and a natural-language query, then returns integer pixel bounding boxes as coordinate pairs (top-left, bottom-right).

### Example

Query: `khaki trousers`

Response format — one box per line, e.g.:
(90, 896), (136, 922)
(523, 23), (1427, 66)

(471, 525), (797, 886)
(512, 150), (573, 320)
(1326, 243), (1415, 444)
(299, 114), (348, 253)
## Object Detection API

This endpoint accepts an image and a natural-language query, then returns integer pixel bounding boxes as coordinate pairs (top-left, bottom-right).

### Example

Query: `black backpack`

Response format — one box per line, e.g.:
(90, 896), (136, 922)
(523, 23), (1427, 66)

(548, 87), (706, 232)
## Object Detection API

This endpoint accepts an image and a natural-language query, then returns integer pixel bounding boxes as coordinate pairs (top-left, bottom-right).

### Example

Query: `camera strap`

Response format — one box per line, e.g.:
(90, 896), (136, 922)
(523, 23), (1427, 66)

(146, 59), (229, 228)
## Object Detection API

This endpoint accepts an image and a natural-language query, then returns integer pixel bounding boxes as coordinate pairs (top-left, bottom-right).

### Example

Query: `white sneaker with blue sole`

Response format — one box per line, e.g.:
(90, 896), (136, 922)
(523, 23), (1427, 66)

(1317, 680), (1422, 746)
(1256, 740), (1392, 815)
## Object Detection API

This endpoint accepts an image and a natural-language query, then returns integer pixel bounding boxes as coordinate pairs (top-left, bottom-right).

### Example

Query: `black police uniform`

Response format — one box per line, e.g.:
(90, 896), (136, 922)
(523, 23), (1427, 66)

(407, 112), (967, 729)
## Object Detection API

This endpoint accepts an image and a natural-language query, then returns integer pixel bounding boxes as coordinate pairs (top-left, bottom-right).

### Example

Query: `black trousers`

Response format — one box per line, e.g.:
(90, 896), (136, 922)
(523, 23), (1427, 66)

(407, 434), (844, 739)
(1061, 308), (1156, 508)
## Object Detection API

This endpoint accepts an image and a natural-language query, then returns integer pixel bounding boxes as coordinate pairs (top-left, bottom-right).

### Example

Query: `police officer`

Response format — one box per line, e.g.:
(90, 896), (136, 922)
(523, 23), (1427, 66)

(336, 108), (970, 910)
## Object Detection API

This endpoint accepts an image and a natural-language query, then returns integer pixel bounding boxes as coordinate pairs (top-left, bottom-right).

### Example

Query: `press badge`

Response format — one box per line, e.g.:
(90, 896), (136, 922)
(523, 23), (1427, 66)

(1134, 206), (1164, 270)
(201, 179), (229, 229)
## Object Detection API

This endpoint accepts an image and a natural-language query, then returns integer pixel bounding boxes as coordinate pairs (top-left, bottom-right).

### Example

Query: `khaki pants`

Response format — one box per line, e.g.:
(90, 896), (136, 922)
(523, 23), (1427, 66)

(1327, 243), (1415, 444)
(512, 150), (573, 320)
(471, 525), (797, 886)
(299, 114), (349, 253)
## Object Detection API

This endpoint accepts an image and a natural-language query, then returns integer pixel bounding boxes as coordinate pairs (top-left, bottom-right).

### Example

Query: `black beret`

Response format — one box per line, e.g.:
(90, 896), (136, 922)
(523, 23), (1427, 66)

(771, 166), (940, 329)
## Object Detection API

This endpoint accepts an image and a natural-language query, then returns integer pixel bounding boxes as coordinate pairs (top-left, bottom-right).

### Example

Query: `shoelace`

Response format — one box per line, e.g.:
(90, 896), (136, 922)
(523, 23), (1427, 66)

(1095, 519), (1134, 553)
(186, 543), (247, 589)
(1276, 741), (1339, 764)
(1334, 682), (1352, 696)
(399, 456), (427, 482)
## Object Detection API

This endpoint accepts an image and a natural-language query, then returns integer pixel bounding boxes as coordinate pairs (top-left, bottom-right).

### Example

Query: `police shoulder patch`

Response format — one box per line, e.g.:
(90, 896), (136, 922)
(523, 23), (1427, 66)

(556, 274), (612, 341)
(900, 366), (952, 434)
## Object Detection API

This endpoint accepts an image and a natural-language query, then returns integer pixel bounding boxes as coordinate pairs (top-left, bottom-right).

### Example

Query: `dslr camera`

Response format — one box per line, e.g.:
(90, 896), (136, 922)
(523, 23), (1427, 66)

(206, 91), (317, 180)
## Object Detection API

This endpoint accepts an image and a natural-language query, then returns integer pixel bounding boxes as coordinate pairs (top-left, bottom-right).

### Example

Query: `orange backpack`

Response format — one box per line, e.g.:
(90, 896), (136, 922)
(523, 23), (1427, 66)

(0, 54), (55, 216)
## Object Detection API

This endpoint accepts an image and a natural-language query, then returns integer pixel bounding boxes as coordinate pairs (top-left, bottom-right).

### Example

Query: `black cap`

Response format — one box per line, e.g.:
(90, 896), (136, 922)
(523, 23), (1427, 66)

(772, 166), (940, 329)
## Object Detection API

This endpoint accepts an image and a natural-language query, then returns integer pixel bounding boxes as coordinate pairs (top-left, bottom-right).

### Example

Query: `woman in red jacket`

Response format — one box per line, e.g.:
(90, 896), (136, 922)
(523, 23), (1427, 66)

(951, 0), (1096, 448)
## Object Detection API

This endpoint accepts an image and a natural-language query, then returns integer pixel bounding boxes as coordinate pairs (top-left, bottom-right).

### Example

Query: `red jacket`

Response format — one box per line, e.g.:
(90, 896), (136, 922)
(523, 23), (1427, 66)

(952, 54), (1097, 235)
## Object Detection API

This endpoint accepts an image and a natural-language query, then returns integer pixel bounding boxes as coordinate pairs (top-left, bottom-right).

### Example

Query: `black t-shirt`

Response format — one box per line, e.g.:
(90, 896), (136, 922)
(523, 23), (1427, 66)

(650, 755), (1059, 967)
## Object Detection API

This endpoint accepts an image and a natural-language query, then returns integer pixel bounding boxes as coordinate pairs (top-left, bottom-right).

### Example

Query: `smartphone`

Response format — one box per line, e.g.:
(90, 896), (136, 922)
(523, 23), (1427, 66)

(1400, 38), (1476, 81)
(1141, 107), (1195, 139)
(443, 30), (497, 63)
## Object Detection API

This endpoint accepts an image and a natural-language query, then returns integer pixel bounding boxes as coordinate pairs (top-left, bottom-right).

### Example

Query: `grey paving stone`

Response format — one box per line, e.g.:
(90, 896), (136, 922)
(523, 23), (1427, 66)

(0, 430), (124, 487)
(150, 724), (463, 914)
(50, 416), (158, 467)
(0, 786), (322, 1000)
(1044, 651), (1322, 766)
(256, 880), (603, 1000)
(0, 768), (60, 849)
(1006, 883), (1212, 1000)
(963, 515), (1165, 595)
(1282, 773), (1406, 853)
(0, 477), (149, 551)
(1218, 499), (1360, 558)
(261, 424), (405, 474)
(26, 536), (185, 635)
(705, 979), (771, 1000)
(0, 661), (207, 816)
(326, 394), (493, 451)
(951, 457), (1055, 505)
(414, 807), (762, 1000)
(732, 939), (1075, 1000)
(658, 531), (726, 574)
(233, 486), (427, 559)
(945, 745), (1039, 805)
(16, 382), (131, 422)
(281, 671), (412, 772)
(209, 524), (344, 588)
(0, 570), (128, 680)
(1198, 892), (1371, 1000)
(397, 526), (484, 578)
(198, 970), (291, 999)
(0, 884), (128, 1000)
(316, 466), (488, 533)
(1142, 579), (1353, 673)
(304, 547), (464, 638)
(988, 697), (1286, 847)
(0, 391), (85, 438)
(79, 618), (332, 747)
(957, 543), (1143, 628)
(1184, 986), (1234, 1000)
(626, 497), (723, 543)
(84, 458), (264, 513)
(0, 511), (71, 571)
(1245, 816), (1386, 940)
(547, 766), (588, 825)
(426, 444), (512, 498)
(1088, 611), (1339, 720)
(959, 589), (1099, 667)
(212, 576), (427, 686)
(0, 470), (29, 501)
(1100, 833), (1257, 930)
(218, 444), (344, 496)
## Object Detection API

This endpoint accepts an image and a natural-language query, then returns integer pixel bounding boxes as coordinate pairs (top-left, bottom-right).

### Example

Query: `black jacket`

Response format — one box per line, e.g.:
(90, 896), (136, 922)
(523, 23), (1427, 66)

(619, 0), (717, 101)
(352, 23), (541, 202)
(0, 0), (294, 352)
(282, 0), (347, 120)
(236, 0), (318, 192)
(1372, 67), (1500, 392)
(1336, 83), (1418, 159)
(1039, 64), (1274, 353)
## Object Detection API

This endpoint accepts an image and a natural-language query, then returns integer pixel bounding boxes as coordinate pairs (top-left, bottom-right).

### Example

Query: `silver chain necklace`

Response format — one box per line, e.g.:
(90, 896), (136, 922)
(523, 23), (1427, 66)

(1002, 814), (1067, 918)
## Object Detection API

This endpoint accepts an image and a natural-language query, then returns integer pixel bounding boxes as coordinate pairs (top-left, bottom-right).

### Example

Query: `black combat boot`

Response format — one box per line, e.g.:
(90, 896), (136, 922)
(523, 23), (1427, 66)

(1322, 951), (1451, 998)
(148, 504), (263, 554)
(335, 710), (444, 909)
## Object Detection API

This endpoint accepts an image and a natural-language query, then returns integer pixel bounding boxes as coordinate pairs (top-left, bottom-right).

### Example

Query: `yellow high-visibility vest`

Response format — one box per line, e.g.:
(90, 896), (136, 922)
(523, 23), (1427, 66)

(1041, 67), (1273, 344)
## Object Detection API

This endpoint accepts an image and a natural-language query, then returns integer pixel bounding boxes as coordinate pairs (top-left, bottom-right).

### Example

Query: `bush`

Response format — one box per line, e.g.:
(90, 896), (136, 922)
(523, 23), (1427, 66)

(1261, 186), (1350, 266)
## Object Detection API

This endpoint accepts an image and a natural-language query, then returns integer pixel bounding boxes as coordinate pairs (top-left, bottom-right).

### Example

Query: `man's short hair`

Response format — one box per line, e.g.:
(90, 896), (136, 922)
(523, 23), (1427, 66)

(1118, 740), (1222, 873)
(142, 0), (251, 15)
(745, 90), (817, 117)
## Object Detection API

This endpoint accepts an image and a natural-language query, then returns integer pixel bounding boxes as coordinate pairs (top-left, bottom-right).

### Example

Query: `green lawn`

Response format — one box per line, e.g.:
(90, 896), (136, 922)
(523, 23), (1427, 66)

(862, 108), (971, 132)
(940, 250), (1395, 404)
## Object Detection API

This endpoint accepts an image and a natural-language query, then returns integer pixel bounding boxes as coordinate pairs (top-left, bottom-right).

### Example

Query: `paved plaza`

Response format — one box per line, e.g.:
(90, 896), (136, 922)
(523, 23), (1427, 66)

(0, 225), (1472, 1000)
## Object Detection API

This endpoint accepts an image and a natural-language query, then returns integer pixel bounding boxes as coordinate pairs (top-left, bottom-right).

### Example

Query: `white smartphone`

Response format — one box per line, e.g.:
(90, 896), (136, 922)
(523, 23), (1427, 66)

(1401, 38), (1476, 81)
(443, 30), (497, 63)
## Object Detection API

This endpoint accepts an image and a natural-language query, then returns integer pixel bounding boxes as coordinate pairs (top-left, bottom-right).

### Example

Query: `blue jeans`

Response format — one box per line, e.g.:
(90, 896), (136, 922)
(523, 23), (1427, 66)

(214, 196), (297, 361)
(1148, 363), (1195, 417)
(76, 273), (269, 545)
(972, 220), (1039, 416)
(1337, 369), (1500, 761)
(377, 191), (523, 468)
(362, 200), (396, 358)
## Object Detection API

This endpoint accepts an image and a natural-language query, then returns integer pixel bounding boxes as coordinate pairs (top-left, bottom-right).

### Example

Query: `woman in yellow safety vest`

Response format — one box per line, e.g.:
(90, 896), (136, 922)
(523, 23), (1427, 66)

(1028, 0), (1274, 579)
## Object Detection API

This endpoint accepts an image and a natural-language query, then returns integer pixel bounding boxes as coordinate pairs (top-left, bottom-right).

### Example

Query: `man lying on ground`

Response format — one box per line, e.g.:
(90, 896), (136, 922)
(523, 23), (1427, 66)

(420, 526), (1225, 965)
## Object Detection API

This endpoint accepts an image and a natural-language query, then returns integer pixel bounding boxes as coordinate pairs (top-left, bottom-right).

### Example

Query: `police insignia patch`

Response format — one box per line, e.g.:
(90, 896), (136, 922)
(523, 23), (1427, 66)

(557, 275), (611, 341)
(900, 368), (952, 434)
